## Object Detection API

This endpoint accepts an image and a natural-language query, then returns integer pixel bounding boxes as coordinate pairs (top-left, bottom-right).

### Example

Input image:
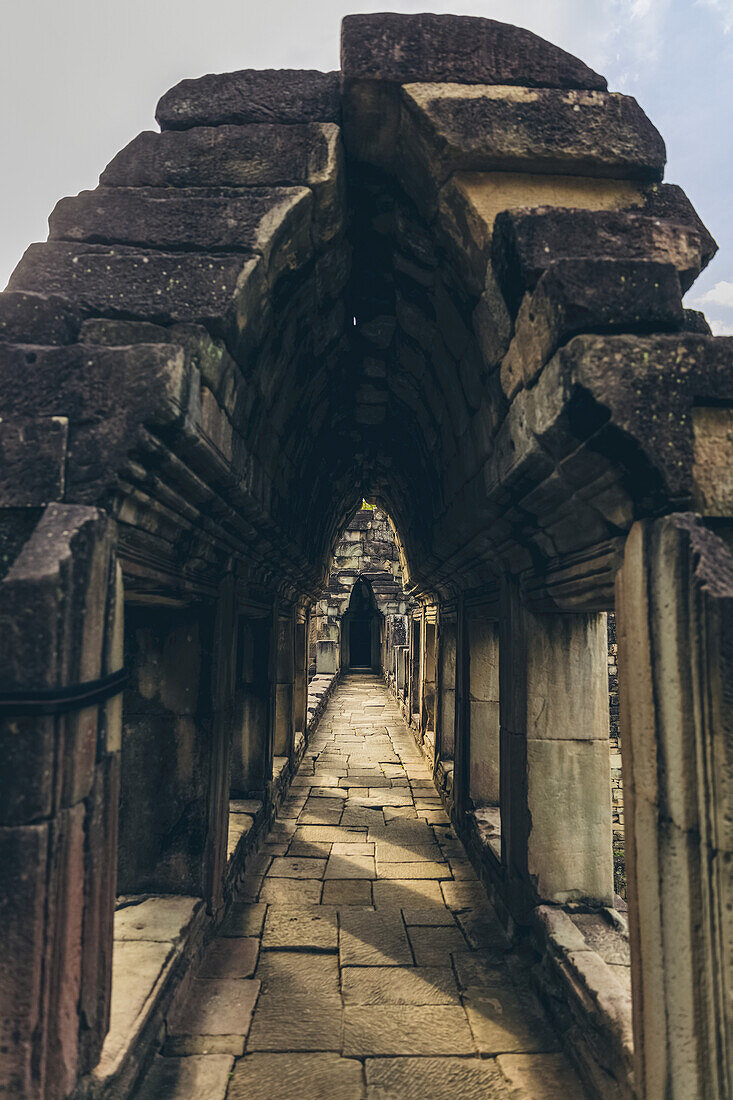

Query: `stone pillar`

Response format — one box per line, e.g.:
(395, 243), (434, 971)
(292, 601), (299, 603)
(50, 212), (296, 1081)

(437, 612), (457, 760)
(500, 579), (613, 914)
(0, 505), (121, 1099)
(206, 575), (237, 914)
(272, 611), (295, 760)
(293, 615), (308, 739)
(231, 612), (271, 798)
(467, 613), (500, 807)
(617, 516), (733, 1100)
(119, 601), (214, 898)
(422, 616), (437, 745)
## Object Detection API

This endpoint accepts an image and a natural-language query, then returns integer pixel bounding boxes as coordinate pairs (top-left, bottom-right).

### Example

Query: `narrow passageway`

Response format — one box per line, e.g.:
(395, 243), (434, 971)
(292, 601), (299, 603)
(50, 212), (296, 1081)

(135, 673), (587, 1099)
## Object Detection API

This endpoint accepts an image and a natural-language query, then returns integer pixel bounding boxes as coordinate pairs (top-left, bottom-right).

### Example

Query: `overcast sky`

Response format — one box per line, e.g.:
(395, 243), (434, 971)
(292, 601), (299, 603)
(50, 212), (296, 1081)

(1, 0), (731, 331)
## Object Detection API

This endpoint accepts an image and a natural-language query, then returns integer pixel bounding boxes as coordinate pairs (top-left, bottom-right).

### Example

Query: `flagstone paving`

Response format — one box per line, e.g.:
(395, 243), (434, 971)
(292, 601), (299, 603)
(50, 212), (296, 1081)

(133, 672), (588, 1099)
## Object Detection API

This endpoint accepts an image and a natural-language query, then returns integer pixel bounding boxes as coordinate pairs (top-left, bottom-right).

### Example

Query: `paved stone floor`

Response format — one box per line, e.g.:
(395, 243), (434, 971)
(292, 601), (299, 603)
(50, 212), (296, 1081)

(135, 672), (588, 1099)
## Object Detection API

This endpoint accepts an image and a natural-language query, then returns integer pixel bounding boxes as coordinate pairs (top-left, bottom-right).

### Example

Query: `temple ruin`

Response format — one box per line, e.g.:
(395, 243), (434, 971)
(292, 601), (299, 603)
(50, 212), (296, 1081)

(1, 12), (732, 1099)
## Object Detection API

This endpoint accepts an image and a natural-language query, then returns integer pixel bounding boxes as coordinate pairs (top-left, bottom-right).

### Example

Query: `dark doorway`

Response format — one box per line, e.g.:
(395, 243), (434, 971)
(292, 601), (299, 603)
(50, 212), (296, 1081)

(349, 617), (372, 667)
(344, 576), (380, 669)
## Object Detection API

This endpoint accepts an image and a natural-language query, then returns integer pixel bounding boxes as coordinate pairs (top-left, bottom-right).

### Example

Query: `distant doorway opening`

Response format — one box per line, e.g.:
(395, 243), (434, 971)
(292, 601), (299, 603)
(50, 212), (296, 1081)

(344, 576), (380, 669)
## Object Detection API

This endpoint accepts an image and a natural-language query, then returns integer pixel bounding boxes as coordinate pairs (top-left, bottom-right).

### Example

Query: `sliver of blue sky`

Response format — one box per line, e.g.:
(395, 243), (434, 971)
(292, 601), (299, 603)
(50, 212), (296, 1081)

(0, 0), (730, 331)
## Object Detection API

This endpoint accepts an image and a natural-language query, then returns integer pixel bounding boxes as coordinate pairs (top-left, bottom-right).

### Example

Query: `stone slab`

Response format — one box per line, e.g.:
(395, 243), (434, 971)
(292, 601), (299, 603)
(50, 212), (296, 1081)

(255, 951), (340, 997)
(321, 880), (373, 906)
(262, 905), (339, 952)
(228, 1052), (364, 1100)
(198, 938), (260, 979)
(343, 1005), (475, 1056)
(339, 909), (413, 966)
(342, 965), (460, 1005)
(497, 1053), (587, 1098)
(166, 979), (260, 1054)
(365, 1055), (512, 1099)
(407, 925), (469, 966)
(259, 879), (322, 905)
(219, 903), (266, 938)
(267, 857), (328, 879)
(134, 1055), (234, 1100)
(463, 988), (559, 1054)
(325, 853), (376, 879)
(157, 69), (341, 129)
(372, 880), (445, 909)
(247, 992), (342, 1052)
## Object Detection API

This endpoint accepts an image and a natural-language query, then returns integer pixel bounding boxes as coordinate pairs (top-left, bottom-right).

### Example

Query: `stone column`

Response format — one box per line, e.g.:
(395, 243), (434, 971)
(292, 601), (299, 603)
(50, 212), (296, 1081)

(231, 612), (271, 798)
(467, 613), (500, 807)
(272, 611), (295, 760)
(0, 505), (120, 1099)
(119, 600), (214, 898)
(293, 615), (308, 740)
(206, 575), (237, 914)
(500, 579), (613, 915)
(437, 611), (457, 760)
(617, 515), (733, 1100)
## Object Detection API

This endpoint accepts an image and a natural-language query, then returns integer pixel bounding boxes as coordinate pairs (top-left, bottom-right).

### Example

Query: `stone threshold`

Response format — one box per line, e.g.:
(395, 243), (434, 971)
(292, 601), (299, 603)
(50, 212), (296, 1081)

(75, 672), (340, 1100)
(385, 670), (635, 1100)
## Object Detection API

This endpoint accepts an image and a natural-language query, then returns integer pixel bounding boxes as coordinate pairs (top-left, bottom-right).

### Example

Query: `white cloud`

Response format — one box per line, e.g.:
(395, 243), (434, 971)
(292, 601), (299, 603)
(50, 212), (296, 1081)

(707, 318), (733, 336)
(693, 280), (733, 309)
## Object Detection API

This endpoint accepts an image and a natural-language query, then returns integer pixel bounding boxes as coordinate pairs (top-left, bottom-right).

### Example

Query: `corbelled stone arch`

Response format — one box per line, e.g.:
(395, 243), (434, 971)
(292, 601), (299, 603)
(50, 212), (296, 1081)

(0, 12), (731, 1100)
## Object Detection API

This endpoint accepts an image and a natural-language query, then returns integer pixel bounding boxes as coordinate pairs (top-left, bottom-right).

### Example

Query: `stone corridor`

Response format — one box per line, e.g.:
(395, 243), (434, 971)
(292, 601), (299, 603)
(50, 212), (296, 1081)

(133, 673), (587, 1099)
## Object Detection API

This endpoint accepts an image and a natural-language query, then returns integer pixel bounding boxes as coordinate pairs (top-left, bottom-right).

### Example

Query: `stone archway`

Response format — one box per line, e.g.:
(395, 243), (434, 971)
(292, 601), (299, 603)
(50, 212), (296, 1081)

(0, 13), (731, 1100)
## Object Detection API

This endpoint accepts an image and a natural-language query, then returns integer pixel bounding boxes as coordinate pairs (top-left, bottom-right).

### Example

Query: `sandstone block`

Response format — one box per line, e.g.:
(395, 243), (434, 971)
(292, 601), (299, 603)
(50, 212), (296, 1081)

(157, 69), (340, 129)
(398, 83), (665, 214)
(500, 259), (683, 398)
(342, 964), (460, 1005)
(365, 1056), (512, 1099)
(0, 291), (82, 344)
(49, 186), (313, 284)
(339, 909), (413, 966)
(134, 1055), (234, 1100)
(492, 200), (714, 312)
(343, 1004), (475, 1056)
(102, 124), (316, 187)
(341, 13), (606, 89)
(261, 905), (338, 951)
(167, 978), (261, 1053)
(229, 1053), (363, 1100)
(247, 992), (342, 1052)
